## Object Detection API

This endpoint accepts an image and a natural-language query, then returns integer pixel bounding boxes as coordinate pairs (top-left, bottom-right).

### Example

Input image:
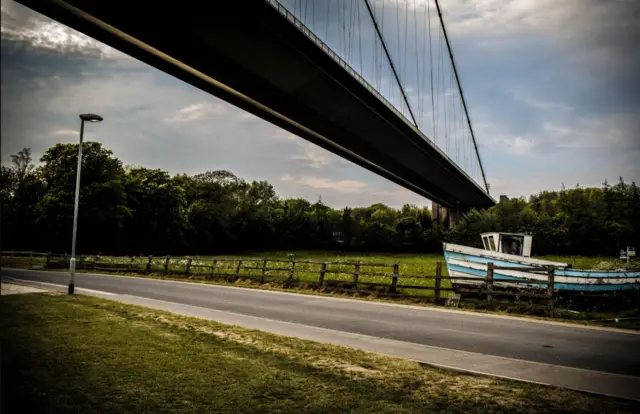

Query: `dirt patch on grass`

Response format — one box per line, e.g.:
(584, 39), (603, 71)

(205, 329), (258, 346)
(313, 359), (380, 376)
(120, 310), (263, 346)
(108, 306), (388, 378)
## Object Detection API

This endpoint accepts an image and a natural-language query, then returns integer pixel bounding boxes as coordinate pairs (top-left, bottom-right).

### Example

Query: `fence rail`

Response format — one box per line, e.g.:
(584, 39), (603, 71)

(1, 251), (556, 307)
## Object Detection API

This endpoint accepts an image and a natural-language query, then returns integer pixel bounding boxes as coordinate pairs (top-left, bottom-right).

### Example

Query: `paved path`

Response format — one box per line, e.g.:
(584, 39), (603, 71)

(1, 278), (46, 295)
(3, 267), (640, 400)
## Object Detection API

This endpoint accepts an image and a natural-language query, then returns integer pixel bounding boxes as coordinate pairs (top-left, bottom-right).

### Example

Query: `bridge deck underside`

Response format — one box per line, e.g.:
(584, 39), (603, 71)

(17, 0), (495, 210)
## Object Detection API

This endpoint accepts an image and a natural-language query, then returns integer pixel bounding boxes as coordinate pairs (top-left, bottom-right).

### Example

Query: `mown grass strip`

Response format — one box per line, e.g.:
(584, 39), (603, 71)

(2, 293), (639, 413)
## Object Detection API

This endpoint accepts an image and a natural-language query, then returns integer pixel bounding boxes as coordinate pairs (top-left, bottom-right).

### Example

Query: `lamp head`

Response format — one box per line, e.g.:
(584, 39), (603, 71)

(79, 113), (103, 123)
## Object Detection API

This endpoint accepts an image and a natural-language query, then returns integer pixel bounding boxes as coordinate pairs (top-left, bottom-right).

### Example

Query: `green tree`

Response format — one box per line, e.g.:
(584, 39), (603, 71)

(176, 171), (247, 253)
(1, 149), (44, 250)
(35, 142), (129, 253)
(124, 167), (188, 254)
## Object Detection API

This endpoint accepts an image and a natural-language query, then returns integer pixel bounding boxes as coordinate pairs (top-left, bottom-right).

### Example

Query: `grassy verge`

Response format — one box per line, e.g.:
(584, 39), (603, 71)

(2, 293), (638, 413)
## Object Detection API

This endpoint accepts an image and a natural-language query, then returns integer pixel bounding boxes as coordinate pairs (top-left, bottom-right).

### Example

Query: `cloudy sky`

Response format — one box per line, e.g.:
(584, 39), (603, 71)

(2, 0), (638, 209)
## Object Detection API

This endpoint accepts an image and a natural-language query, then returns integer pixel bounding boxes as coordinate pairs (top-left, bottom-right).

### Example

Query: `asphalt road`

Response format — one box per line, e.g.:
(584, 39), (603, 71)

(4, 268), (640, 377)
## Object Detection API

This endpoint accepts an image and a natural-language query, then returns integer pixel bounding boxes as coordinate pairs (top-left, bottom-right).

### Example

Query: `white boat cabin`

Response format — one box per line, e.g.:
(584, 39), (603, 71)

(480, 232), (532, 257)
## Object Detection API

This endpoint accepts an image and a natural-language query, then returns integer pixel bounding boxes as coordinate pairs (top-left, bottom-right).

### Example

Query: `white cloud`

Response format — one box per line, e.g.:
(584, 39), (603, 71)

(177, 104), (205, 115)
(270, 130), (298, 142)
(275, 172), (433, 208)
(474, 96), (638, 159)
(53, 129), (79, 136)
(510, 89), (574, 113)
(487, 177), (549, 199)
(487, 168), (636, 199)
(237, 111), (255, 121)
(445, 0), (640, 84)
(283, 175), (368, 194)
(1, 0), (127, 59)
(504, 136), (534, 155)
(439, 0), (620, 39)
(291, 141), (333, 169)
(371, 189), (432, 209)
(365, 0), (615, 40)
(481, 134), (528, 156)
(45, 71), (170, 115)
(541, 113), (637, 153)
(165, 103), (227, 123)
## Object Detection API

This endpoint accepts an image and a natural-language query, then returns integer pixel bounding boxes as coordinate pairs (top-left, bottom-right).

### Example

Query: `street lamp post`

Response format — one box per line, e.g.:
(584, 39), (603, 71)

(68, 113), (103, 295)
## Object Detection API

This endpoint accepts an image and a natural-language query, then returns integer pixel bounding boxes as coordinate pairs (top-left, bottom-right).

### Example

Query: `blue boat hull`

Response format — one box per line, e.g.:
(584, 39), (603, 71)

(443, 243), (640, 292)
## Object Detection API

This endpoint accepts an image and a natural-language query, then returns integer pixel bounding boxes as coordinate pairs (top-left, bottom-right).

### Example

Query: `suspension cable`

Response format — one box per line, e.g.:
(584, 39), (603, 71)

(433, 0), (488, 192)
(403, 2), (408, 116)
(428, 0), (436, 143)
(363, 0), (418, 126)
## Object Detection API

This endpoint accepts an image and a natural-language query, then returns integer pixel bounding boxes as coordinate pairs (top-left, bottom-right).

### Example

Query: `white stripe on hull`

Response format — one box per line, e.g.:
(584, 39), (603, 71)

(448, 270), (536, 289)
(447, 258), (637, 286)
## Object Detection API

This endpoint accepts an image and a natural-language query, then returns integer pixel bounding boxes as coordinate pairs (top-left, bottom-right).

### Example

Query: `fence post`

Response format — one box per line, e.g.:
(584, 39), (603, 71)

(235, 259), (243, 281)
(146, 255), (153, 273)
(353, 261), (360, 289)
(94, 255), (100, 270)
(164, 255), (171, 274)
(185, 257), (192, 275)
(547, 266), (555, 309)
(288, 256), (295, 282)
(261, 258), (268, 284)
(391, 262), (399, 294)
(211, 259), (217, 278)
(435, 261), (443, 304)
(46, 252), (52, 268)
(128, 256), (135, 272)
(319, 262), (327, 286)
(486, 262), (494, 303)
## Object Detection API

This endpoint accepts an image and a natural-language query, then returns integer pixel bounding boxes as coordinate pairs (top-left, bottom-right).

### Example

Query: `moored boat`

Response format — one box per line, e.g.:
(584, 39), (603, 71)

(443, 232), (640, 292)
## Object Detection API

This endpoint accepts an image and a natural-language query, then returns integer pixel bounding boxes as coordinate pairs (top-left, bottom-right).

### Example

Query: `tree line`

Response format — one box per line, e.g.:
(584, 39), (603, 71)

(1, 143), (443, 255)
(1, 142), (637, 257)
(450, 179), (639, 257)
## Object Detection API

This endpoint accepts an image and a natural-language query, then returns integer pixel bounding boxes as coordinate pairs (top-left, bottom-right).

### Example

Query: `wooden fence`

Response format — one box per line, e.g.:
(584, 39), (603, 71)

(460, 262), (556, 308)
(0, 251), (556, 307)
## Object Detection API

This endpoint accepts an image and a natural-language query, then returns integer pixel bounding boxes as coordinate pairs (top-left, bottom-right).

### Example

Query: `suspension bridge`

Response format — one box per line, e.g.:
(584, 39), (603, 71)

(16, 0), (496, 219)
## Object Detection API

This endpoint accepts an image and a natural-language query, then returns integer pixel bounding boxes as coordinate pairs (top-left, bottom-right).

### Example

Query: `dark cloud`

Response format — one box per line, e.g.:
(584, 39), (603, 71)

(561, 0), (640, 112)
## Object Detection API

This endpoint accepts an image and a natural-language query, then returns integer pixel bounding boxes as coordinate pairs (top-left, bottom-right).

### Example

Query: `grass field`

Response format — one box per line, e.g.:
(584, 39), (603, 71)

(2, 293), (638, 413)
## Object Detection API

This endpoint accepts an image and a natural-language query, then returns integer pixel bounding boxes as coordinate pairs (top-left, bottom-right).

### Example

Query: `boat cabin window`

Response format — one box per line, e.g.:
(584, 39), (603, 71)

(482, 236), (490, 250)
(500, 235), (524, 256)
(488, 236), (496, 252)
